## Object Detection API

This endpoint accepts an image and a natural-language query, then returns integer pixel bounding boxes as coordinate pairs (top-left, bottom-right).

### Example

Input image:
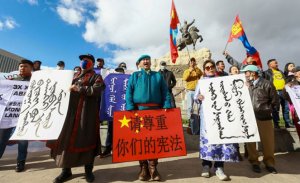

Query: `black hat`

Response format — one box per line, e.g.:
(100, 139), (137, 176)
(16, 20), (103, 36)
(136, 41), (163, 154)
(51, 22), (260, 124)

(160, 61), (166, 66)
(19, 59), (33, 67)
(97, 58), (104, 63)
(33, 60), (42, 64)
(79, 54), (95, 63)
(119, 62), (127, 68)
(115, 67), (125, 73)
(57, 61), (65, 66)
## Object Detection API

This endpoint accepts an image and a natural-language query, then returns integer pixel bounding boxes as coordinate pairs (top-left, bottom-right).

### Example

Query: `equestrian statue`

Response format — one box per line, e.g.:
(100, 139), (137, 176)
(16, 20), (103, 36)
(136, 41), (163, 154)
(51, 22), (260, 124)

(177, 19), (203, 51)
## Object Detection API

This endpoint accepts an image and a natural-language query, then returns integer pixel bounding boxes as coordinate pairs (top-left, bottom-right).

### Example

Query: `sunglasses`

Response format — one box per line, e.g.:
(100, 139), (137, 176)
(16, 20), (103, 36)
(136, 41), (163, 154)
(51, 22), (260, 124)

(205, 65), (215, 71)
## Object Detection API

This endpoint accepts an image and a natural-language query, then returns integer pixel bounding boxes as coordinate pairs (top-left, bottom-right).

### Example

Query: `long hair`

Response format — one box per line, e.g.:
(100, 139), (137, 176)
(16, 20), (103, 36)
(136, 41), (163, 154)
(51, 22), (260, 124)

(284, 62), (294, 77)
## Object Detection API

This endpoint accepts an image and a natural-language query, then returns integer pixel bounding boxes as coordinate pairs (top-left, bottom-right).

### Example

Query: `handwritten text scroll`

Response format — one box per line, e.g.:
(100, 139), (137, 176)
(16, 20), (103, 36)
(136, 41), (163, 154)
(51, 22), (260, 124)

(10, 70), (73, 140)
(198, 74), (260, 144)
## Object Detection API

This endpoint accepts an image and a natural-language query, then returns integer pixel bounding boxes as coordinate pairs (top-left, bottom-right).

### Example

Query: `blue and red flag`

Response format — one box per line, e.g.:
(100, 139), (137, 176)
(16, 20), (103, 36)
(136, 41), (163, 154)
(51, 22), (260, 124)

(170, 0), (180, 63)
(227, 15), (262, 68)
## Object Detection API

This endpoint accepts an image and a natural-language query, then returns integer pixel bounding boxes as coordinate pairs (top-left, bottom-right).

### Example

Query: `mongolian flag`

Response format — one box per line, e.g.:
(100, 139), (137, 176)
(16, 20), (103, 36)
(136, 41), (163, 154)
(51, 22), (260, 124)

(170, 0), (180, 63)
(227, 15), (262, 68)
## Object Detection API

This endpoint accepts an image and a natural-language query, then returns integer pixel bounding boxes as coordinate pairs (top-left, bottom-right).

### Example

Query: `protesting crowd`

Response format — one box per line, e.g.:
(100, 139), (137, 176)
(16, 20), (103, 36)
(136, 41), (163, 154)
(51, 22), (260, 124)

(0, 2), (300, 181)
(0, 50), (299, 183)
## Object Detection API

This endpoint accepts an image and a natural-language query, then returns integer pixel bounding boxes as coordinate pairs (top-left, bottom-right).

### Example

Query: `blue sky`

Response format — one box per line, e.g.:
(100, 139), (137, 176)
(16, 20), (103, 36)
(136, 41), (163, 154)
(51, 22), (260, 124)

(0, 0), (114, 70)
(1, 0), (300, 71)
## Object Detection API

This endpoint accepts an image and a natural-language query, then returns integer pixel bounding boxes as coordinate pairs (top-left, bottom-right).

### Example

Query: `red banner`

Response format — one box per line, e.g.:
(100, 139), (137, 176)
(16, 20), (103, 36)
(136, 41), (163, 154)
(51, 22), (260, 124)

(112, 108), (187, 163)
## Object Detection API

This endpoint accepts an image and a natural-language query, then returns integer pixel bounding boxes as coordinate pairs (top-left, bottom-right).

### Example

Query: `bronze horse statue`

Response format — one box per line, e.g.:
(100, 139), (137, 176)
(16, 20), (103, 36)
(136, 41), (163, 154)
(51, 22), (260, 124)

(177, 26), (203, 51)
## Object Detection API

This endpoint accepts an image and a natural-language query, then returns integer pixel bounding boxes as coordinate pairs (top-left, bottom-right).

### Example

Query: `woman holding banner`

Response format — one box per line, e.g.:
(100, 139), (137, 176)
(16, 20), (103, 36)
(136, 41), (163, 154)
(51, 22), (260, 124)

(194, 60), (239, 181)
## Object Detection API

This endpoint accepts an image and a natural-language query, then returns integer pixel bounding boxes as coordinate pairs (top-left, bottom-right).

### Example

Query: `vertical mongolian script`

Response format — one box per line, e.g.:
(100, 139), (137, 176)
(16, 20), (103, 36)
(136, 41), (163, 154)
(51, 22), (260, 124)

(17, 78), (67, 137)
(231, 79), (254, 139)
(208, 82), (224, 139)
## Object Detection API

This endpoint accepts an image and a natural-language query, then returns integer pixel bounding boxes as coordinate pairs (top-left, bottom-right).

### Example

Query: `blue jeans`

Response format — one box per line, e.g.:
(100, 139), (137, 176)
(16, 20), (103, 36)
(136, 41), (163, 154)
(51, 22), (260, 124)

(105, 120), (113, 150)
(186, 90), (196, 119)
(0, 127), (28, 162)
(272, 90), (292, 127)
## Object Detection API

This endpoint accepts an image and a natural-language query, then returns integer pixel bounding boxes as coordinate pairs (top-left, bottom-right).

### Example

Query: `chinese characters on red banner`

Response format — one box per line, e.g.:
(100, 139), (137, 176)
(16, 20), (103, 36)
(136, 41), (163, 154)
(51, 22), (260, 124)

(113, 108), (186, 163)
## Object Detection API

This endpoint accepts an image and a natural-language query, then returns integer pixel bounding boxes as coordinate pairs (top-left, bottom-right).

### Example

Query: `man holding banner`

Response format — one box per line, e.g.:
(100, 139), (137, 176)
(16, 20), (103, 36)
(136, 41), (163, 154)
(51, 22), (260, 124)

(0, 59), (33, 172)
(126, 54), (171, 181)
(241, 65), (279, 174)
(47, 54), (105, 183)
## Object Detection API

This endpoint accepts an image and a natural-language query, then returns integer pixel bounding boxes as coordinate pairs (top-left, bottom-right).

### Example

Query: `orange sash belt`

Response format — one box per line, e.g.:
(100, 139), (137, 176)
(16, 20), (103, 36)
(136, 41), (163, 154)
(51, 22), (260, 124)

(136, 103), (161, 107)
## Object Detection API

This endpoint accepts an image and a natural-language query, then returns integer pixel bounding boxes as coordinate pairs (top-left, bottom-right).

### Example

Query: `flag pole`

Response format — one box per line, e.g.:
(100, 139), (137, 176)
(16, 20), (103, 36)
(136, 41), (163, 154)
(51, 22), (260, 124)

(223, 42), (229, 53)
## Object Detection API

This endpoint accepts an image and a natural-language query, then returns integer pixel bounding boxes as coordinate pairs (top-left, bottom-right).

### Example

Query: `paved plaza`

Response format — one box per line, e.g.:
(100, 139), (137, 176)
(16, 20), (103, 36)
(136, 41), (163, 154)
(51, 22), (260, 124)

(1, 150), (300, 183)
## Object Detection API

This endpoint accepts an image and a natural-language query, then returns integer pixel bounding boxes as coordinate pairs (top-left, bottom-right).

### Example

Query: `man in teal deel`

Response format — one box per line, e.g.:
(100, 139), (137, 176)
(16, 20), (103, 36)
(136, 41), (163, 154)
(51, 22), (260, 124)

(126, 54), (172, 181)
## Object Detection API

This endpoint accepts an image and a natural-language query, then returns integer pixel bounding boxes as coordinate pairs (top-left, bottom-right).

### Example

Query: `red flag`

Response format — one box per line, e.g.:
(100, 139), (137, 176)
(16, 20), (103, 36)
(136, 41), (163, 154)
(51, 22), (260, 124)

(227, 15), (244, 43)
(227, 15), (263, 69)
(170, 0), (179, 29)
(170, 0), (180, 63)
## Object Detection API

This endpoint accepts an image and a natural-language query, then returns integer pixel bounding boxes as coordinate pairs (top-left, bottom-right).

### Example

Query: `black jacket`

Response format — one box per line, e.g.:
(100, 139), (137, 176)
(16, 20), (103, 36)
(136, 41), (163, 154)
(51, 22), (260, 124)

(159, 69), (176, 93)
(249, 78), (279, 120)
(263, 68), (285, 85)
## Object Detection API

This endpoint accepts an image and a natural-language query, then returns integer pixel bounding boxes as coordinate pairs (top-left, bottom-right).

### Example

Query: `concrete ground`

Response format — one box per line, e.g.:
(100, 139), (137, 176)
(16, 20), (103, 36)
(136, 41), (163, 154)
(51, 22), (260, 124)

(1, 150), (300, 183)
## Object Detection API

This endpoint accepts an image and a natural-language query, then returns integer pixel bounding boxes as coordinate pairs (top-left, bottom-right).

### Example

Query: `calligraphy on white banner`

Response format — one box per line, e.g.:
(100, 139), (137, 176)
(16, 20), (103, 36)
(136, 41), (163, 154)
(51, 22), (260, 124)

(0, 71), (19, 80)
(198, 74), (260, 144)
(0, 80), (29, 129)
(10, 70), (73, 140)
(285, 85), (300, 118)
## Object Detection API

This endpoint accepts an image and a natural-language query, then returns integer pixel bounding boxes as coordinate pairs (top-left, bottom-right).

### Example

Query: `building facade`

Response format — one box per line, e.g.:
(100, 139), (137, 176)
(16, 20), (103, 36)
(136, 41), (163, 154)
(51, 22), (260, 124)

(0, 48), (25, 73)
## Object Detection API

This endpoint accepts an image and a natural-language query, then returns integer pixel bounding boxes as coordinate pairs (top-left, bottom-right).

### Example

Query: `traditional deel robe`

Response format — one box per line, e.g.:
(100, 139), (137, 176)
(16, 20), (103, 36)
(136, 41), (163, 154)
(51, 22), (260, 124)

(194, 77), (239, 162)
(47, 70), (105, 168)
(126, 69), (171, 111)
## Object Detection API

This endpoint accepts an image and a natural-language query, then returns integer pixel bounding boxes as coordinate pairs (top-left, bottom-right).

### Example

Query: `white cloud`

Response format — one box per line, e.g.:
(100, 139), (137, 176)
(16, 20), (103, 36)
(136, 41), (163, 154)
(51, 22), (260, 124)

(56, 0), (300, 70)
(56, 6), (83, 26)
(27, 0), (38, 5)
(5, 18), (18, 29)
(56, 0), (94, 26)
(18, 0), (38, 5)
(0, 17), (18, 30)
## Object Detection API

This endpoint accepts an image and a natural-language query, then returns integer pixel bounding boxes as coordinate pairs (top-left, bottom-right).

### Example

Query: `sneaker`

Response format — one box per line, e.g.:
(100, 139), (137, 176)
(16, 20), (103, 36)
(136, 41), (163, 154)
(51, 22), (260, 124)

(201, 165), (210, 178)
(15, 161), (25, 172)
(266, 166), (277, 174)
(252, 164), (261, 173)
(215, 167), (229, 181)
